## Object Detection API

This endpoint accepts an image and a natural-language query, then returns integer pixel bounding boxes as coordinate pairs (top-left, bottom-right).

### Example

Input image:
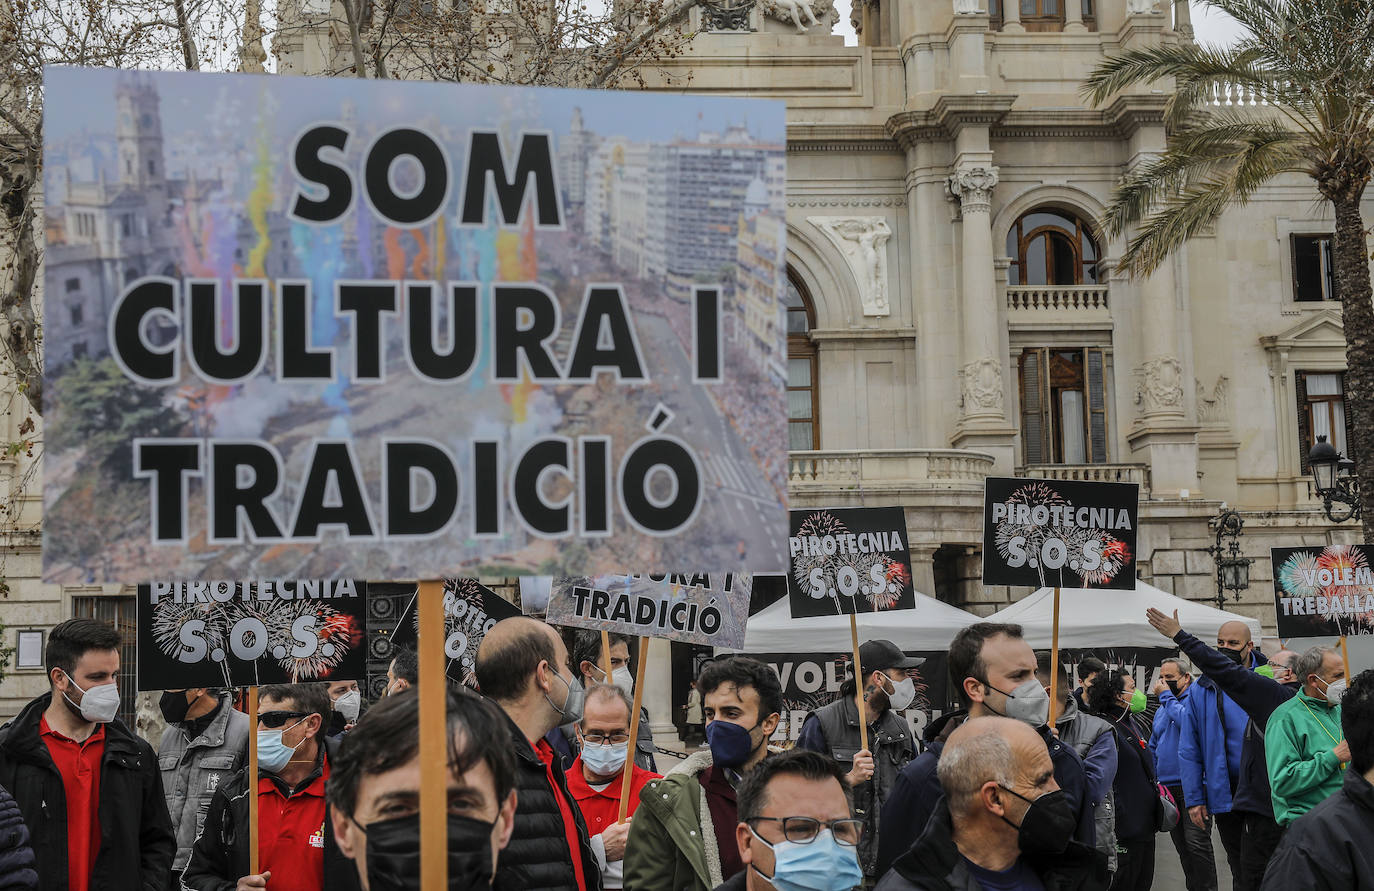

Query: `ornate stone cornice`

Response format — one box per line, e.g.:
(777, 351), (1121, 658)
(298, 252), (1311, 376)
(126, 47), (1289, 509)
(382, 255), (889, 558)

(787, 196), (906, 207)
(886, 94), (1015, 148)
(788, 124), (900, 154)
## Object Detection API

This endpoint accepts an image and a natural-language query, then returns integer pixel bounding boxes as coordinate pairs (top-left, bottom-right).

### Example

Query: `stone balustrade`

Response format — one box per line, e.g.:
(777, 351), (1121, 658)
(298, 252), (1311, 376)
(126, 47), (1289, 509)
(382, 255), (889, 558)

(788, 449), (996, 489)
(1020, 463), (1152, 495)
(1006, 285), (1110, 312)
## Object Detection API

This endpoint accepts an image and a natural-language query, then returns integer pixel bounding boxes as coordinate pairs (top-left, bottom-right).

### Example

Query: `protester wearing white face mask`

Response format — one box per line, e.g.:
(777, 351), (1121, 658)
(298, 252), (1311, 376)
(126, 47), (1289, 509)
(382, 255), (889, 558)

(0, 617), (175, 891)
(1265, 645), (1349, 827)
(875, 623), (1095, 879)
(566, 630), (657, 773)
(794, 639), (922, 882)
(326, 680), (363, 737)
(566, 684), (662, 889)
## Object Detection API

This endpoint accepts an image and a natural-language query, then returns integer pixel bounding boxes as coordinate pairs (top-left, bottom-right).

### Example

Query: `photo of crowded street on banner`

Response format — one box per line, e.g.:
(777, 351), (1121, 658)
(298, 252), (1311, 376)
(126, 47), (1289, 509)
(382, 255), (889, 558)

(4, 1), (1374, 887)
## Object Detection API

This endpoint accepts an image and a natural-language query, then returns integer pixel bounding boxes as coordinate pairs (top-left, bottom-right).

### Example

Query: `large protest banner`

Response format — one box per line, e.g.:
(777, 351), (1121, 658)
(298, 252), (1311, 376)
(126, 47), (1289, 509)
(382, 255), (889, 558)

(136, 579), (368, 689)
(1272, 544), (1374, 638)
(982, 477), (1139, 589)
(786, 507), (915, 618)
(41, 67), (790, 584)
(546, 573), (751, 647)
(389, 578), (523, 685)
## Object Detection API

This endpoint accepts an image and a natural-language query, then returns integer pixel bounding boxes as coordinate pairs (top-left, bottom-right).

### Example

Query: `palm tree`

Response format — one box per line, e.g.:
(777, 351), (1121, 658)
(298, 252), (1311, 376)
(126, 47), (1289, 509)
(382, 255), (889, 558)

(1083, 0), (1374, 542)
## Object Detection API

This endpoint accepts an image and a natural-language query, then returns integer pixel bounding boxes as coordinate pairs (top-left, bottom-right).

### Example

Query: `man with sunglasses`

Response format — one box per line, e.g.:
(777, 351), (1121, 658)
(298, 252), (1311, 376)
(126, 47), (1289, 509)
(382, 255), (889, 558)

(567, 684), (661, 890)
(876, 717), (1106, 890)
(716, 748), (863, 891)
(182, 683), (360, 891)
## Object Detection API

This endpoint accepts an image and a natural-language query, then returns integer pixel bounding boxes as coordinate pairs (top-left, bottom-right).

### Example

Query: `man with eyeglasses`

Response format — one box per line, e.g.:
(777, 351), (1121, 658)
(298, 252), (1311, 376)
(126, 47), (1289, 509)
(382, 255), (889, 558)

(876, 716), (1106, 890)
(182, 683), (360, 891)
(567, 684), (661, 890)
(715, 748), (863, 891)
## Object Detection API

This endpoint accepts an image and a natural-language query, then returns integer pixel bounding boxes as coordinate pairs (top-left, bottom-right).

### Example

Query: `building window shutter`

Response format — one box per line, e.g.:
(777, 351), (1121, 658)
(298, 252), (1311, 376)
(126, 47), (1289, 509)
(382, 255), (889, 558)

(1296, 370), (1311, 473)
(1086, 348), (1108, 463)
(1020, 348), (1050, 464)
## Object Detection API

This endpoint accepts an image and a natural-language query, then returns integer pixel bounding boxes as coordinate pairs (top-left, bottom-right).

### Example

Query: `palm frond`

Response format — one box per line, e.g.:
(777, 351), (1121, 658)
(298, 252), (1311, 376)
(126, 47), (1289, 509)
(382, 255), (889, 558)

(1082, 42), (1265, 107)
(1114, 125), (1307, 276)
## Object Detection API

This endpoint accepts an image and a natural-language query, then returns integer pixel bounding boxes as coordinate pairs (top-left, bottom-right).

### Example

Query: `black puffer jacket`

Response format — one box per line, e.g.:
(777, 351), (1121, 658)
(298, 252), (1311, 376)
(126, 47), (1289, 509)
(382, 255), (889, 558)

(493, 710), (602, 891)
(0, 781), (37, 890)
(1260, 769), (1374, 889)
(0, 694), (174, 891)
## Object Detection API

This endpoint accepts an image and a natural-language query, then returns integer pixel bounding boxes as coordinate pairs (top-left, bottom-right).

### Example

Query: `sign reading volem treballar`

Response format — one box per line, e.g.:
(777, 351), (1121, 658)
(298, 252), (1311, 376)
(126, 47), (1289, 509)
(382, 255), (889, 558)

(981, 477), (1139, 589)
(1271, 544), (1374, 638)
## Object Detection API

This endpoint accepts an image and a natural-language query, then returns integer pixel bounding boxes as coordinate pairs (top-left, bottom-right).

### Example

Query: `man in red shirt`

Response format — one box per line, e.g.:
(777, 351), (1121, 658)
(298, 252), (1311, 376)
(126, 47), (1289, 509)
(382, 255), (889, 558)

(0, 618), (174, 891)
(182, 683), (360, 891)
(566, 684), (660, 890)
(475, 617), (602, 891)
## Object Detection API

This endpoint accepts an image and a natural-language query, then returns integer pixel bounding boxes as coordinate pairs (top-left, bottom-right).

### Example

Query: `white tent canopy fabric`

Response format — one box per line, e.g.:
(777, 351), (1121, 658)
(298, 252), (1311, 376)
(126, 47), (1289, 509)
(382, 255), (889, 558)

(982, 581), (1263, 649)
(738, 590), (983, 653)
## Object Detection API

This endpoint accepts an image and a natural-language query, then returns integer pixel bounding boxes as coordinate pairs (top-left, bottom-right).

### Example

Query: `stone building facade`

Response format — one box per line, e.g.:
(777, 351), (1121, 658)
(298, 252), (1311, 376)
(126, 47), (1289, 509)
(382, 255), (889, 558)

(2, 0), (1372, 723)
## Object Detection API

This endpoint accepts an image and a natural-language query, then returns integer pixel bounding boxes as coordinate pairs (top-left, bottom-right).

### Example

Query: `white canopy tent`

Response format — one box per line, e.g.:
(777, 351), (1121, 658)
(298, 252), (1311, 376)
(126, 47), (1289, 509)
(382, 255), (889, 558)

(736, 590), (982, 653)
(982, 580), (1263, 649)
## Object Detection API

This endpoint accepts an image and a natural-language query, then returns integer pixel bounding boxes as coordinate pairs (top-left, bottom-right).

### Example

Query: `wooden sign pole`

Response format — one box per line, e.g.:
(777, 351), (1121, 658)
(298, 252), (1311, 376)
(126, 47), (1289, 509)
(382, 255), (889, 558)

(418, 580), (448, 890)
(248, 686), (259, 876)
(1340, 635), (1351, 679)
(600, 629), (615, 684)
(617, 636), (650, 823)
(850, 613), (868, 751)
(1048, 587), (1062, 731)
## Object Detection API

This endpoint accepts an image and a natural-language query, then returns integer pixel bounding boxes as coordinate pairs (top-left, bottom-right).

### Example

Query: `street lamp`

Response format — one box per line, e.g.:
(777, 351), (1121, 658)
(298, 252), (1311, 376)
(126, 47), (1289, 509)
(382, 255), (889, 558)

(1306, 435), (1362, 523)
(1205, 508), (1253, 610)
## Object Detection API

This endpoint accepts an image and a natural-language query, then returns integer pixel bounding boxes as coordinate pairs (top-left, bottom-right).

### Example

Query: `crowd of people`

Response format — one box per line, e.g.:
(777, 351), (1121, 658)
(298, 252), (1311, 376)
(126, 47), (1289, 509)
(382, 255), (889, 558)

(0, 611), (1369, 891)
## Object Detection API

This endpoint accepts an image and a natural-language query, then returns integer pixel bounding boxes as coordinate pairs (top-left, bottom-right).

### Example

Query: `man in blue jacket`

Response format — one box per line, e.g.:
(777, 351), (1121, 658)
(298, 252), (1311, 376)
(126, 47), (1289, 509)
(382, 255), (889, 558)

(1150, 654), (1216, 891)
(1148, 608), (1298, 891)
(1174, 619), (1264, 888)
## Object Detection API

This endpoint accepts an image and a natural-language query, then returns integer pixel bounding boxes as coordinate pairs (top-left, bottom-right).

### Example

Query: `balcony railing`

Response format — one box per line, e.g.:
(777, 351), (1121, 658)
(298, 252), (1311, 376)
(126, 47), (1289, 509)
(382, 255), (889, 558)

(1020, 463), (1151, 495)
(1007, 285), (1110, 312)
(789, 449), (996, 489)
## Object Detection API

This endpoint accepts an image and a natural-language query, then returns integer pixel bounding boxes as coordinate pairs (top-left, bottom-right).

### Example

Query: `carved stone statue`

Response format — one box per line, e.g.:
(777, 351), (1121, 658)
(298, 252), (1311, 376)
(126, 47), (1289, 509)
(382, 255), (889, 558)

(1136, 356), (1184, 413)
(962, 357), (1004, 414)
(1126, 0), (1160, 14)
(761, 0), (826, 31)
(1196, 375), (1230, 424)
(808, 216), (893, 317)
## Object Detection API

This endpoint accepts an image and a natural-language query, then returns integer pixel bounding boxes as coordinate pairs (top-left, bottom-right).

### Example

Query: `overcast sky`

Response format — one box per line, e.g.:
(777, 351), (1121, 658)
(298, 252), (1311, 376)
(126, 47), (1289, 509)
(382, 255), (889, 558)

(831, 0), (1245, 46)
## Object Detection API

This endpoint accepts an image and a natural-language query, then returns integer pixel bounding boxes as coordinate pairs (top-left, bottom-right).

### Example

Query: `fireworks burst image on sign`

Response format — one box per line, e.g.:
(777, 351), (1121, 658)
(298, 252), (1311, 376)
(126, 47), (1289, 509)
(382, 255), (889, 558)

(136, 580), (367, 690)
(982, 477), (1138, 590)
(1272, 544), (1374, 638)
(786, 507), (915, 618)
(389, 578), (522, 685)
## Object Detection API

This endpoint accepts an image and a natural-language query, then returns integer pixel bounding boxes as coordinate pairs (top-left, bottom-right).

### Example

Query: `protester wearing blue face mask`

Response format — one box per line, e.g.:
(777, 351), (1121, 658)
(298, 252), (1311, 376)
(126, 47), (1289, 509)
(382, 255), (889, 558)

(714, 749), (864, 891)
(182, 682), (361, 891)
(567, 684), (662, 890)
(625, 656), (783, 891)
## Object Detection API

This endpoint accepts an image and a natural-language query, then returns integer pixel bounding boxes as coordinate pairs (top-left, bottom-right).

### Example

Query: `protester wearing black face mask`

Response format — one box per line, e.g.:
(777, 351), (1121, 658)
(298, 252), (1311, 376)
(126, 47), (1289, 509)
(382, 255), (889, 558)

(1146, 608), (1298, 890)
(876, 716), (1107, 890)
(1149, 657), (1217, 891)
(330, 688), (520, 890)
(156, 686), (250, 879)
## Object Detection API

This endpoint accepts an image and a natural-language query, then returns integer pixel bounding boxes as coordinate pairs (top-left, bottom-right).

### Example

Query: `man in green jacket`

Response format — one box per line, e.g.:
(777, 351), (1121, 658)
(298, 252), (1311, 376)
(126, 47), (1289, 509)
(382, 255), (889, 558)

(1265, 645), (1348, 826)
(623, 656), (781, 891)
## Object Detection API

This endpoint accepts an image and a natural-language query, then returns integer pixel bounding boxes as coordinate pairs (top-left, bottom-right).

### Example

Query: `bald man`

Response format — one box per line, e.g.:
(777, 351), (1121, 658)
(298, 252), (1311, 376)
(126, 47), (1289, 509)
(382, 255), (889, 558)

(875, 716), (1106, 890)
(1147, 608), (1293, 890)
(474, 617), (602, 891)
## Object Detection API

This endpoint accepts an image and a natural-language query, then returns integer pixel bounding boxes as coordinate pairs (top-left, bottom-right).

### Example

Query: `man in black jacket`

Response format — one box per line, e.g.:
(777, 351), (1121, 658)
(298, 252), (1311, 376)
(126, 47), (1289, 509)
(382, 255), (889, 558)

(1261, 668), (1374, 888)
(876, 716), (1107, 891)
(475, 617), (601, 891)
(181, 683), (359, 891)
(0, 618), (174, 891)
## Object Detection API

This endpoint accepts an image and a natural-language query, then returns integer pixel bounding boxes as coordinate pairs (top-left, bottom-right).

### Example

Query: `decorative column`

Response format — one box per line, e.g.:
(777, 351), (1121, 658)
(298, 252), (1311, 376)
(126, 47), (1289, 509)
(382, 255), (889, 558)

(1173, 0), (1193, 36)
(946, 164), (1016, 469)
(1064, 0), (1086, 31)
(1000, 0), (1023, 31)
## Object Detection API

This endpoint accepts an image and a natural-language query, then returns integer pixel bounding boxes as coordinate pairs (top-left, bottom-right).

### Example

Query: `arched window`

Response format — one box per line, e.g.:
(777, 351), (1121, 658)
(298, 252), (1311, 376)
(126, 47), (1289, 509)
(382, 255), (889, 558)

(1007, 209), (1101, 286)
(785, 272), (819, 451)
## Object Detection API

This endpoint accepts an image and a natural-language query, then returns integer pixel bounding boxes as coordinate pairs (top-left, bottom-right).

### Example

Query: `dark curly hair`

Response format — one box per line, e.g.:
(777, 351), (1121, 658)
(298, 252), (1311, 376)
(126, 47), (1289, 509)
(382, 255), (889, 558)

(1085, 667), (1128, 719)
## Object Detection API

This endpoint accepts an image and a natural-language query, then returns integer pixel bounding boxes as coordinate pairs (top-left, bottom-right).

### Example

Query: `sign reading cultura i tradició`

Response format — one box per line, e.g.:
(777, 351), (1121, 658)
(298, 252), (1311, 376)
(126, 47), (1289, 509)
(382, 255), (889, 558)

(41, 67), (790, 582)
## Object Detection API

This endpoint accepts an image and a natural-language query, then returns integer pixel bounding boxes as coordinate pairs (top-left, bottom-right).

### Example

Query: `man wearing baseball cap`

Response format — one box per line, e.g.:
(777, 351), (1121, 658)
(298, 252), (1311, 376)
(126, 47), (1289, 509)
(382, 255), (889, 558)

(795, 639), (924, 881)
